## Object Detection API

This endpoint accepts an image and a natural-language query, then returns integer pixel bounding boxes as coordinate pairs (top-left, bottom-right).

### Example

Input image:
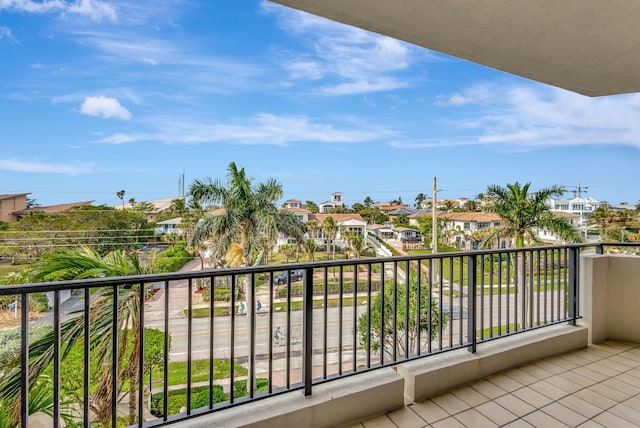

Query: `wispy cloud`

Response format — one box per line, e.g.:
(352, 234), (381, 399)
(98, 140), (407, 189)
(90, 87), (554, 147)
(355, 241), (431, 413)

(263, 1), (420, 95)
(0, 0), (117, 22)
(434, 83), (495, 106)
(402, 84), (640, 150)
(0, 159), (92, 175)
(80, 95), (131, 119)
(95, 113), (393, 145)
(0, 26), (18, 43)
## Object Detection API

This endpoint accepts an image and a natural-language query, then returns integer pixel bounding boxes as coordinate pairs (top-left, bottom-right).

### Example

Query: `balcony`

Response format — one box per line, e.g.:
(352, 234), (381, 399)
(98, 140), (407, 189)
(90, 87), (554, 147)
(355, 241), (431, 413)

(1, 243), (639, 427)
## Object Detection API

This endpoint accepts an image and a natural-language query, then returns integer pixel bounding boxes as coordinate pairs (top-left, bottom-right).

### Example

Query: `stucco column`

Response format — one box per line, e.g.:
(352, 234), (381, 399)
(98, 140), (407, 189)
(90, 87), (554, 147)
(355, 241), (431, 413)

(580, 253), (640, 344)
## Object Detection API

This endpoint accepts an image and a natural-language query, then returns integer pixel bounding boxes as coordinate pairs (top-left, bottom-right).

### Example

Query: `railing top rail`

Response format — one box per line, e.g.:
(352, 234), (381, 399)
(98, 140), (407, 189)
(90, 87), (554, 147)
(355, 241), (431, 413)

(0, 242), (633, 295)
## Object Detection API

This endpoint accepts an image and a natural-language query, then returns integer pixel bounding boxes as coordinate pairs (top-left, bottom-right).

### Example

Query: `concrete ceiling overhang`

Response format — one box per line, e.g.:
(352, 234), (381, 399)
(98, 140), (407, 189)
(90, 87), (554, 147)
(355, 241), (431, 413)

(270, 0), (640, 97)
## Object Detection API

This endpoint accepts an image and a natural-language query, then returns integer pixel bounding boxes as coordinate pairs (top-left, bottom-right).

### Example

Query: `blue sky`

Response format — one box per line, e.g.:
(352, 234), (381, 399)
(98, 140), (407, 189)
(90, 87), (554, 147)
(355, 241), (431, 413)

(1, 0), (639, 208)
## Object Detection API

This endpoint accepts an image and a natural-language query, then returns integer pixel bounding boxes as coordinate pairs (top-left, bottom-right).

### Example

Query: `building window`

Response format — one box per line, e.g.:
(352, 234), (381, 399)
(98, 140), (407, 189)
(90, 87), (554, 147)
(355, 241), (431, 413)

(477, 222), (490, 229)
(463, 222), (470, 230)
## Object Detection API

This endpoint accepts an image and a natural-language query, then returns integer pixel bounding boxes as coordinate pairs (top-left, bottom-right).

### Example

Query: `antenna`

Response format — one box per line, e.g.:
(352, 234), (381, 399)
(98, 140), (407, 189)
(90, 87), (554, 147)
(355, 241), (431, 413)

(565, 184), (588, 198)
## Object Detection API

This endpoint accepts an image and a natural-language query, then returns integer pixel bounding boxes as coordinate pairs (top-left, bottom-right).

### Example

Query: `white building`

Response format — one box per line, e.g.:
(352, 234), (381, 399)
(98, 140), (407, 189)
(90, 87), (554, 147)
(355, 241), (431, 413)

(319, 192), (344, 213)
(546, 197), (601, 226)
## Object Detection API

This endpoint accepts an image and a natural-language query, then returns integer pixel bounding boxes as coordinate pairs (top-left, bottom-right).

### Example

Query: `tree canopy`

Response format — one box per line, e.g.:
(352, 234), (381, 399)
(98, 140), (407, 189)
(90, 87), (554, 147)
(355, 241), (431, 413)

(189, 162), (305, 266)
(481, 182), (581, 248)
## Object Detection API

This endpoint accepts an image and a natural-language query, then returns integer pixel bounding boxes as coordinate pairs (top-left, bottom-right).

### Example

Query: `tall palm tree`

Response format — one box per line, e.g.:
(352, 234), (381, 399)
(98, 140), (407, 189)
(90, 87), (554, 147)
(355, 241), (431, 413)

(347, 234), (371, 259)
(481, 182), (581, 248)
(0, 247), (154, 427)
(481, 182), (581, 324)
(189, 162), (305, 266)
(116, 189), (126, 209)
(414, 193), (427, 208)
(322, 217), (338, 259)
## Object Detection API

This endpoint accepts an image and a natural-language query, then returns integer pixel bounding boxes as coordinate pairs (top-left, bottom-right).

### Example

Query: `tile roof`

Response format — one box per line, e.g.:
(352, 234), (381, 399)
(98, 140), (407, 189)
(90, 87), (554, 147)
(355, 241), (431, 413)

(12, 200), (93, 215)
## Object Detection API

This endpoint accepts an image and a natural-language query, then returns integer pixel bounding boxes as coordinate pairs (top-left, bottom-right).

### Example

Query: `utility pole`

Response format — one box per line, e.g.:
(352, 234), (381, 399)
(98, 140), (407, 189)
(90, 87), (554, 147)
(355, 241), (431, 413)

(432, 176), (437, 254)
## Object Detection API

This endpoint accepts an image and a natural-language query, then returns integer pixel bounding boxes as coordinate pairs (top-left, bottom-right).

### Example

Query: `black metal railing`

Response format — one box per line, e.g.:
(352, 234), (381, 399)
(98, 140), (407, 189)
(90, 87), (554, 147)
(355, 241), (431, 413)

(1, 243), (638, 427)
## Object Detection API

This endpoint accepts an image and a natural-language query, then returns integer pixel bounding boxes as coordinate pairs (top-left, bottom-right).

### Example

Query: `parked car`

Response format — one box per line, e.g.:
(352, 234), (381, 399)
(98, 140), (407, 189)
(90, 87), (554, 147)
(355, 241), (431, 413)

(274, 269), (304, 285)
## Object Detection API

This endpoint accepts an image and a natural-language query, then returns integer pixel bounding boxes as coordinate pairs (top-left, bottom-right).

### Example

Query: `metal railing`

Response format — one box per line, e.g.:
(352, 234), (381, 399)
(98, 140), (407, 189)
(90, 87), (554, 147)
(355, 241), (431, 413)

(0, 242), (637, 427)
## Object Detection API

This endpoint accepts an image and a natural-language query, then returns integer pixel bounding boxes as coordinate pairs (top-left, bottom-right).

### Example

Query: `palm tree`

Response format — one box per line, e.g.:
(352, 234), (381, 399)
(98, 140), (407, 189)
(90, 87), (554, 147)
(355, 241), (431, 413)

(279, 244), (296, 263)
(116, 189), (126, 208)
(481, 182), (580, 248)
(322, 217), (338, 259)
(0, 247), (154, 427)
(414, 193), (427, 208)
(347, 234), (371, 259)
(303, 239), (317, 261)
(189, 162), (305, 266)
(481, 182), (581, 324)
(306, 220), (319, 241)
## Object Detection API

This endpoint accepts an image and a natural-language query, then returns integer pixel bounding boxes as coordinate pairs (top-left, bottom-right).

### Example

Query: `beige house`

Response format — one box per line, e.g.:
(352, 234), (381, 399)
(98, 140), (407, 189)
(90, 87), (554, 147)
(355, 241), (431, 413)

(0, 193), (29, 223)
(12, 200), (94, 221)
(439, 212), (502, 249)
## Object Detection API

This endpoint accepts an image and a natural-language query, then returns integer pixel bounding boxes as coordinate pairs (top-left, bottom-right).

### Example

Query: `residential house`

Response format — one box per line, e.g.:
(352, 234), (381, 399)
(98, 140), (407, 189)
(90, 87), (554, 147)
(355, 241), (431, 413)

(12, 200), (94, 221)
(0, 193), (29, 223)
(154, 217), (183, 236)
(367, 223), (395, 240)
(439, 212), (502, 249)
(407, 209), (441, 228)
(546, 196), (601, 227)
(115, 196), (184, 221)
(318, 192), (344, 213)
(284, 199), (303, 209)
(392, 226), (420, 243)
(535, 211), (583, 243)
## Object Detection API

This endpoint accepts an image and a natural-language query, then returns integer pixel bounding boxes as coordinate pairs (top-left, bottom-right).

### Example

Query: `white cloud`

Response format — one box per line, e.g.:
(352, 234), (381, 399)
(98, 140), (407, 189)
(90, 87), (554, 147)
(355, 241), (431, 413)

(95, 113), (393, 146)
(0, 159), (92, 175)
(322, 78), (408, 96)
(414, 84), (640, 150)
(264, 1), (420, 95)
(0, 0), (117, 22)
(80, 95), (132, 120)
(0, 26), (18, 43)
(435, 83), (495, 106)
(67, 0), (117, 22)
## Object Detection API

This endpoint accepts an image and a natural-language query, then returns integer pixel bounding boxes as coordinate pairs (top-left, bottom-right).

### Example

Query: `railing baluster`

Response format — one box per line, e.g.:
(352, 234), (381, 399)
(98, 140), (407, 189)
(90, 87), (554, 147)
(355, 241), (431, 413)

(53, 290), (60, 428)
(303, 266), (314, 396)
(138, 282), (145, 427)
(467, 254), (477, 353)
(230, 275), (236, 403)
(367, 263), (372, 366)
(379, 262), (385, 366)
(404, 260), (410, 358)
(323, 267), (328, 379)
(84, 286), (91, 426)
(163, 280), (169, 420)
(20, 292), (28, 428)
(353, 263), (358, 370)
(248, 273), (255, 398)
(416, 259), (422, 356)
(338, 265), (344, 375)
(111, 285), (118, 428)
(187, 277), (193, 413)
(210, 276), (215, 407)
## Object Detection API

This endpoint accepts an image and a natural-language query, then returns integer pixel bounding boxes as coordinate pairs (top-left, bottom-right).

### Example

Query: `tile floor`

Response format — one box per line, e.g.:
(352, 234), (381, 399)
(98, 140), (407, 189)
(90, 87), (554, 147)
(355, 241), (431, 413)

(344, 341), (640, 427)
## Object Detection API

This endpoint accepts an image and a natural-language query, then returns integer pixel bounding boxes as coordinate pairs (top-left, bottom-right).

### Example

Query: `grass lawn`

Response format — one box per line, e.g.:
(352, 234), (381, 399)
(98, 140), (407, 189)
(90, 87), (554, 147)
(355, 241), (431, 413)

(150, 358), (247, 386)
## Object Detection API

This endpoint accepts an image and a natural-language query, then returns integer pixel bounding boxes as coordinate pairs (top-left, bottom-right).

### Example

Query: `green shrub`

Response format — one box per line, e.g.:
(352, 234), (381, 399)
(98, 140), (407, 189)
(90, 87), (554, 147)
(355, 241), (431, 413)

(29, 292), (49, 312)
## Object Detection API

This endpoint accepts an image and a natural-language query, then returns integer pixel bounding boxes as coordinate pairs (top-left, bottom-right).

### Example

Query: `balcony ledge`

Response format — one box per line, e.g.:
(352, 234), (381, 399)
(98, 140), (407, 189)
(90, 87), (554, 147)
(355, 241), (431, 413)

(398, 324), (588, 403)
(175, 367), (404, 428)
